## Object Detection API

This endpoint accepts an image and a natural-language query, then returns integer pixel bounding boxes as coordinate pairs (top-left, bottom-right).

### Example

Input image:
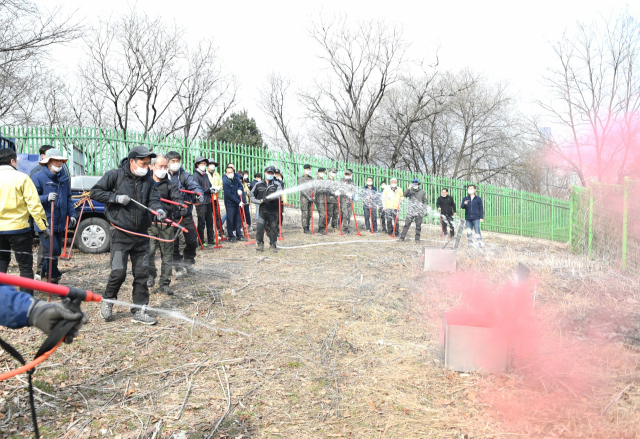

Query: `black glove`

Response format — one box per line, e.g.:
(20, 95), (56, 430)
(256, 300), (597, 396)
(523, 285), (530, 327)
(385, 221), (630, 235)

(116, 195), (131, 205)
(69, 217), (77, 228)
(47, 192), (58, 202)
(310, 197), (315, 203)
(156, 209), (167, 221)
(27, 299), (88, 344)
(196, 194), (204, 203)
(42, 228), (50, 240)
(179, 207), (190, 217)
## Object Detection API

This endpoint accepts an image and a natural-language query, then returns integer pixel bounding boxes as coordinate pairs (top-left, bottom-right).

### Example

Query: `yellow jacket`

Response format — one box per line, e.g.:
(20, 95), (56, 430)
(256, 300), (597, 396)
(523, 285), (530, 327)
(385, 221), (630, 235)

(382, 186), (404, 210)
(242, 180), (251, 205)
(207, 171), (223, 192)
(0, 165), (48, 232)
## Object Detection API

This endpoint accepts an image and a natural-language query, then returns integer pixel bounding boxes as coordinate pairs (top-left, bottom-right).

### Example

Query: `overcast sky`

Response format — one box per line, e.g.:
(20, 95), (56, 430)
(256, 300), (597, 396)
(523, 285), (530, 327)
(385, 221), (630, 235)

(45, 0), (639, 132)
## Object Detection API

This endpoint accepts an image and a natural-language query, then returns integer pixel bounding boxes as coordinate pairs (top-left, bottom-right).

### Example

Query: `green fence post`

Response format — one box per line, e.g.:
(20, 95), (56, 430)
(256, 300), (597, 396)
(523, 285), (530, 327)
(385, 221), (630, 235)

(588, 185), (594, 257)
(622, 177), (629, 271)
(569, 187), (574, 248)
(519, 190), (523, 236)
(551, 197), (554, 241)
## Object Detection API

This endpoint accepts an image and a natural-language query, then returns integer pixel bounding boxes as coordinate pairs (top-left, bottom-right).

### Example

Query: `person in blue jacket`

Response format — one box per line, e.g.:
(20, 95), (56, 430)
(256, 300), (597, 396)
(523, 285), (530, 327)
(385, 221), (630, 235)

(222, 165), (245, 242)
(30, 149), (77, 283)
(0, 285), (86, 343)
(460, 184), (484, 245)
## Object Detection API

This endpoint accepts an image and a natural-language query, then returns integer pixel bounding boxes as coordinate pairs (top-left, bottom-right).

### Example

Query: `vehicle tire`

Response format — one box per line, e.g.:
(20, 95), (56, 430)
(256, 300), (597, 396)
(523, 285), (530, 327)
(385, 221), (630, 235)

(76, 217), (111, 254)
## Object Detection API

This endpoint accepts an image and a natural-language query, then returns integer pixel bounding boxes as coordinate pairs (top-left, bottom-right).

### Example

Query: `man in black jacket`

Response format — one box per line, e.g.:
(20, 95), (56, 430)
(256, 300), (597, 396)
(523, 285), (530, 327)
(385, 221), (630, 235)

(90, 146), (166, 325)
(399, 179), (428, 242)
(436, 188), (457, 238)
(250, 166), (283, 253)
(148, 154), (184, 296)
(193, 157), (215, 246)
(166, 151), (204, 276)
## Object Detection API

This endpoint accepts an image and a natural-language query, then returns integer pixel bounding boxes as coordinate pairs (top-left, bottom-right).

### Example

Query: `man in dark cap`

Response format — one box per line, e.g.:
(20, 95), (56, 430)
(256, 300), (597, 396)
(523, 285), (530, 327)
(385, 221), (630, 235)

(298, 164), (314, 234)
(250, 166), (283, 252)
(326, 168), (339, 232)
(338, 169), (358, 233)
(193, 157), (215, 247)
(398, 179), (428, 242)
(315, 167), (327, 234)
(206, 159), (224, 240)
(90, 146), (166, 325)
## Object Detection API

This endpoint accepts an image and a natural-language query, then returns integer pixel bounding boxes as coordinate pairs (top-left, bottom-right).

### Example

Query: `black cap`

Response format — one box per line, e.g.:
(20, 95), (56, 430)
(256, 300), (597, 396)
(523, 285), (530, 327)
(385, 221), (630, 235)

(264, 165), (276, 173)
(275, 169), (281, 174)
(303, 164), (311, 169)
(318, 167), (326, 173)
(345, 169), (353, 174)
(208, 159), (219, 166)
(194, 156), (209, 165)
(128, 145), (156, 160)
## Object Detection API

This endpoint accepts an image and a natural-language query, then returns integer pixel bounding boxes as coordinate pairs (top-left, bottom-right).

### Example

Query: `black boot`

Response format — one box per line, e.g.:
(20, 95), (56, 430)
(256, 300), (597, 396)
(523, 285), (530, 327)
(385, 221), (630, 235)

(256, 242), (264, 252)
(269, 244), (278, 253)
(303, 228), (311, 234)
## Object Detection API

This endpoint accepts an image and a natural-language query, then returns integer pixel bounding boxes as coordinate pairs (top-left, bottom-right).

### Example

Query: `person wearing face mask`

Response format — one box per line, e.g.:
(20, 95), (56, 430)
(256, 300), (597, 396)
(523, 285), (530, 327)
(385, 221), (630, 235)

(250, 166), (283, 252)
(0, 148), (48, 294)
(325, 168), (340, 233)
(338, 169), (358, 233)
(297, 164), (314, 234)
(30, 149), (77, 284)
(147, 154), (184, 295)
(315, 168), (328, 234)
(222, 166), (245, 242)
(240, 170), (252, 229)
(192, 157), (215, 247)
(378, 181), (388, 233)
(250, 173), (262, 224)
(436, 188), (457, 239)
(362, 177), (378, 233)
(164, 151), (204, 276)
(398, 179), (428, 242)
(206, 160), (224, 240)
(90, 146), (166, 325)
(382, 178), (404, 236)
(461, 184), (484, 246)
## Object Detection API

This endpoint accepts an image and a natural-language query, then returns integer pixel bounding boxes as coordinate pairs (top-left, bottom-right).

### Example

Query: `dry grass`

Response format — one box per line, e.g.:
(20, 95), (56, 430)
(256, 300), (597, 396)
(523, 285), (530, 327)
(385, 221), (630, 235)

(1, 216), (639, 438)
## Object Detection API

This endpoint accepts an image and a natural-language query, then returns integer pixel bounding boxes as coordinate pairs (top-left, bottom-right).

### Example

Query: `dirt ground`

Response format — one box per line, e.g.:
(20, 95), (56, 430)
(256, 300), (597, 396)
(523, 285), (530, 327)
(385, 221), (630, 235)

(1, 213), (639, 438)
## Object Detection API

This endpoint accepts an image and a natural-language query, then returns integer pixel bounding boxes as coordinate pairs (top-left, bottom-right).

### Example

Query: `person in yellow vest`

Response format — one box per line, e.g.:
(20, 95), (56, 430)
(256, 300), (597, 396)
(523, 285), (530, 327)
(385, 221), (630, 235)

(206, 159), (224, 239)
(382, 177), (404, 236)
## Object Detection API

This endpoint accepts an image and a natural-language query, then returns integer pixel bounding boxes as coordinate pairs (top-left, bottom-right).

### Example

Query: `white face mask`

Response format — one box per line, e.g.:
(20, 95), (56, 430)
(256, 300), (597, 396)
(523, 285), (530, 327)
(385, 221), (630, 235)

(198, 165), (206, 172)
(345, 175), (351, 180)
(391, 183), (397, 188)
(413, 184), (419, 189)
(132, 163), (147, 177)
(50, 165), (62, 173)
(154, 168), (167, 179)
(304, 169), (310, 175)
(367, 181), (373, 186)
(318, 173), (325, 178)
(329, 172), (335, 178)
(226, 173), (234, 178)
(208, 165), (215, 171)
(468, 189), (475, 195)
(169, 163), (181, 172)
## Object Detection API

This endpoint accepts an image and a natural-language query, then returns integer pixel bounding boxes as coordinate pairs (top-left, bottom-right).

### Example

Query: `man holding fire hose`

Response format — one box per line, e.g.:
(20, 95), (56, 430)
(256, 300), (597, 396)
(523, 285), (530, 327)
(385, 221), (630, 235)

(90, 146), (166, 325)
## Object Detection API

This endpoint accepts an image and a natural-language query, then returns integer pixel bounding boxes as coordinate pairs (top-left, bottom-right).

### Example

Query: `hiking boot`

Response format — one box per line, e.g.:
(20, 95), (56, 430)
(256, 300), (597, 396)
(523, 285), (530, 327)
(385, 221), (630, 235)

(147, 276), (156, 288)
(303, 228), (311, 234)
(158, 285), (174, 296)
(132, 310), (157, 325)
(186, 265), (196, 275)
(398, 237), (405, 241)
(229, 238), (237, 243)
(51, 276), (61, 284)
(415, 238), (421, 243)
(100, 302), (113, 320)
(256, 242), (264, 252)
(238, 236), (247, 242)
(174, 267), (186, 280)
(269, 244), (278, 253)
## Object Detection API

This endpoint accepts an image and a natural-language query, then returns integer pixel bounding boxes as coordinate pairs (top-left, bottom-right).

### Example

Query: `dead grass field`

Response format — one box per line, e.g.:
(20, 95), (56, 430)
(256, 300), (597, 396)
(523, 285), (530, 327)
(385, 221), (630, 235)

(1, 217), (639, 439)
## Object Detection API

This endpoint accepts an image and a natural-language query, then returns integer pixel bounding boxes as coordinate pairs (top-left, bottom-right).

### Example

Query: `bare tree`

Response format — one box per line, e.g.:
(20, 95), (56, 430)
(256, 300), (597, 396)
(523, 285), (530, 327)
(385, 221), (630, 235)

(300, 16), (406, 164)
(539, 12), (640, 186)
(258, 73), (299, 153)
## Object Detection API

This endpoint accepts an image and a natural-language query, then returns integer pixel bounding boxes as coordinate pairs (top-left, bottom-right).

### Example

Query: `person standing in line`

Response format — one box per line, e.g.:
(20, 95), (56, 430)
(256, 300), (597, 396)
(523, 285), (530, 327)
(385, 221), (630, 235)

(250, 166), (283, 253)
(378, 181), (388, 233)
(147, 154), (184, 295)
(298, 164), (314, 234)
(29, 144), (54, 177)
(0, 148), (48, 294)
(362, 177), (378, 233)
(90, 146), (167, 324)
(274, 169), (287, 230)
(436, 188), (457, 239)
(250, 173), (262, 224)
(241, 170), (252, 229)
(193, 157), (215, 247)
(398, 179), (428, 242)
(30, 149), (77, 284)
(206, 159), (224, 240)
(338, 169), (357, 233)
(30, 144), (54, 280)
(315, 167), (327, 234)
(222, 165), (244, 242)
(460, 184), (484, 245)
(382, 178), (403, 236)
(326, 168), (340, 232)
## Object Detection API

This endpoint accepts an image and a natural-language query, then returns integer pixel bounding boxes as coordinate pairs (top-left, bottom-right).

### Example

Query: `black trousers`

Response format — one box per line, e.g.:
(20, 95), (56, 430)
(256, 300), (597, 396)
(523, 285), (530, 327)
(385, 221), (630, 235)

(104, 229), (150, 307)
(364, 205), (378, 232)
(441, 214), (455, 237)
(256, 208), (278, 245)
(196, 203), (215, 244)
(243, 204), (252, 226)
(40, 231), (64, 279)
(378, 207), (387, 232)
(300, 198), (312, 229)
(386, 209), (398, 235)
(173, 215), (198, 264)
(400, 215), (424, 240)
(0, 232), (34, 294)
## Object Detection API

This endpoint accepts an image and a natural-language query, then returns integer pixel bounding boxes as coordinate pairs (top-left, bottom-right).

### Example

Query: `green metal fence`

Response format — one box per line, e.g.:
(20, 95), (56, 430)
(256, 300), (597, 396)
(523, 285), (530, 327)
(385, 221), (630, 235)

(1, 125), (571, 242)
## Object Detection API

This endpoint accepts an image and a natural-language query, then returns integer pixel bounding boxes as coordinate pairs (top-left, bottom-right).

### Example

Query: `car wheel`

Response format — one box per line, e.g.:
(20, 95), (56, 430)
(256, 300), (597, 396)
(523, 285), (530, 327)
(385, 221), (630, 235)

(76, 218), (111, 254)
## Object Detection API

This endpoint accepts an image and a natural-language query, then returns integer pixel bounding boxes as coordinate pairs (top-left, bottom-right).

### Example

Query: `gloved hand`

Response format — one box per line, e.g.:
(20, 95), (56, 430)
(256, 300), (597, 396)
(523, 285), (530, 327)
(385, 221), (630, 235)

(255, 199), (264, 205)
(196, 194), (204, 203)
(214, 186), (222, 193)
(335, 190), (341, 197)
(237, 189), (243, 196)
(116, 195), (131, 205)
(27, 300), (88, 344)
(47, 192), (58, 202)
(42, 227), (50, 240)
(239, 201), (244, 207)
(310, 197), (315, 203)
(69, 217), (77, 228)
(156, 209), (167, 221)
(179, 207), (190, 217)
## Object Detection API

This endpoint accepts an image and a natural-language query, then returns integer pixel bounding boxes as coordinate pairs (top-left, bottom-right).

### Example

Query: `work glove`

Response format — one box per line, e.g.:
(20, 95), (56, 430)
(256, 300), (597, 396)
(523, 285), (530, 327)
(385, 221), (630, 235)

(335, 190), (341, 197)
(156, 209), (167, 221)
(179, 207), (190, 217)
(42, 228), (50, 240)
(237, 189), (243, 196)
(255, 199), (264, 205)
(310, 197), (315, 203)
(196, 194), (204, 203)
(116, 195), (131, 205)
(47, 192), (58, 202)
(27, 299), (88, 344)
(69, 217), (77, 228)
(239, 201), (244, 207)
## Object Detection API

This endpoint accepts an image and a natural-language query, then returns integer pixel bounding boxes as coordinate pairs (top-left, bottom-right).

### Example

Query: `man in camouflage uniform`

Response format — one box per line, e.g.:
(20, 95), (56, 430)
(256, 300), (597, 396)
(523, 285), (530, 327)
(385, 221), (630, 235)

(326, 168), (340, 232)
(315, 167), (327, 234)
(338, 169), (358, 233)
(298, 164), (314, 234)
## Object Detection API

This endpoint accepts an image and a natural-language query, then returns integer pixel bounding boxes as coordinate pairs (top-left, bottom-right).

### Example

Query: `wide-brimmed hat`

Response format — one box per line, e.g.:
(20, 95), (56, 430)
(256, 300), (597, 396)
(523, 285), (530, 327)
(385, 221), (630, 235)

(39, 149), (68, 164)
